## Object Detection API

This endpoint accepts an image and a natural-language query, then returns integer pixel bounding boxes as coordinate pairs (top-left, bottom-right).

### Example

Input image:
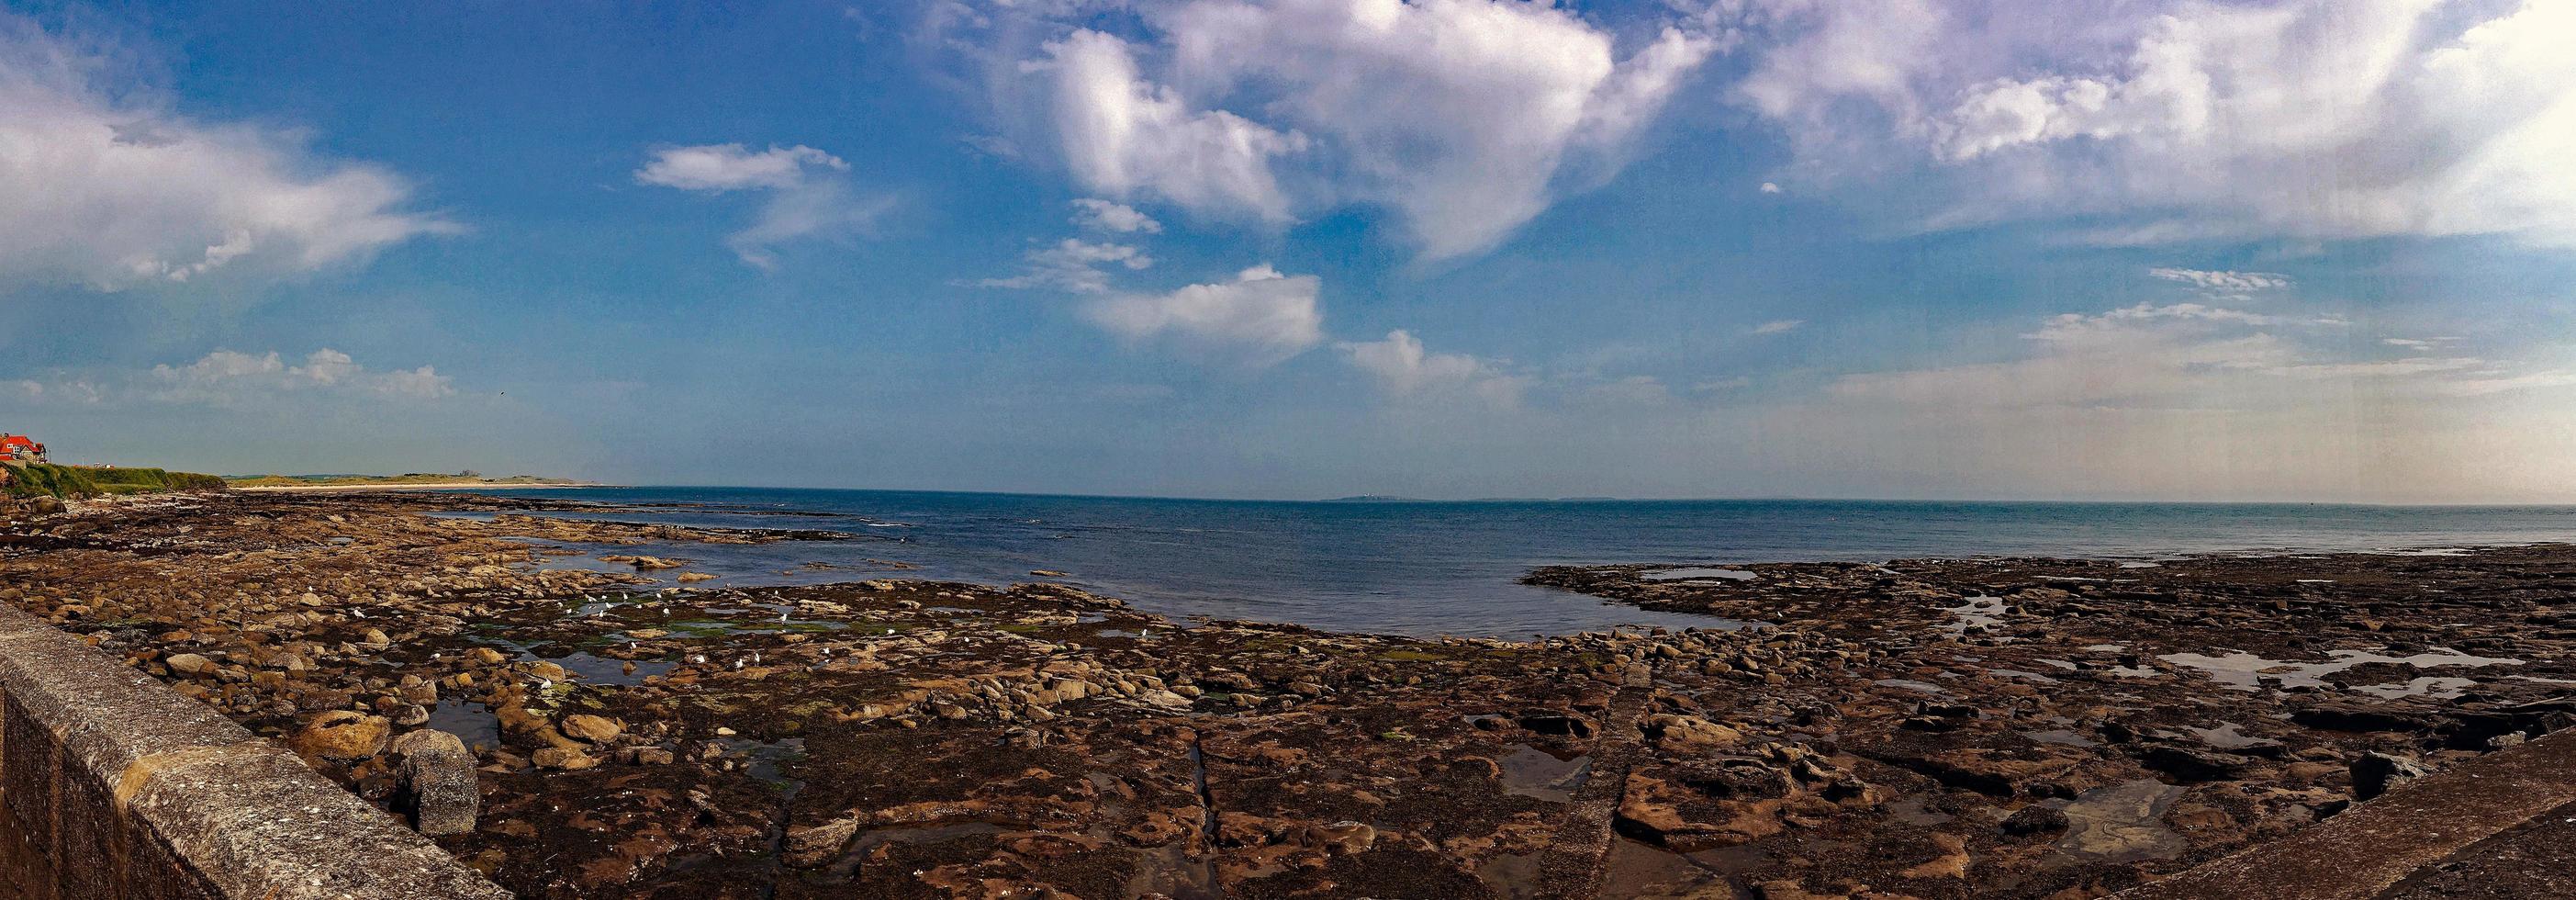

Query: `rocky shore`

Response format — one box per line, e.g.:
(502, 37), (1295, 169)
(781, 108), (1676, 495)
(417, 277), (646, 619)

(1, 491), (2570, 898)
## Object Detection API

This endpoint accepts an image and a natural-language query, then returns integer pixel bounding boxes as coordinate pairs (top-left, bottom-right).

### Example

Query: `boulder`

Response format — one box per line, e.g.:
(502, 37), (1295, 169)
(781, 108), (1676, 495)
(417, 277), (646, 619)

(292, 711), (391, 762)
(1647, 714), (1744, 753)
(532, 746), (598, 771)
(2000, 804), (2069, 836)
(162, 653), (216, 676)
(560, 714), (624, 744)
(2352, 752), (2426, 801)
(391, 729), (479, 836)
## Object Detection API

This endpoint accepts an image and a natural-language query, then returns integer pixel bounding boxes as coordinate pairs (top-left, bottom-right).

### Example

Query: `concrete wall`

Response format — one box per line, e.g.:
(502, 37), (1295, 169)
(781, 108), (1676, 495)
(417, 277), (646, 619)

(0, 605), (510, 899)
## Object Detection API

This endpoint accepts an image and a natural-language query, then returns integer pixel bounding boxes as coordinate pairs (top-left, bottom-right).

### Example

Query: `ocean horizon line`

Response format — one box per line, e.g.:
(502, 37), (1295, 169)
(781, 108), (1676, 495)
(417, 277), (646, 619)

(469, 482), (2576, 511)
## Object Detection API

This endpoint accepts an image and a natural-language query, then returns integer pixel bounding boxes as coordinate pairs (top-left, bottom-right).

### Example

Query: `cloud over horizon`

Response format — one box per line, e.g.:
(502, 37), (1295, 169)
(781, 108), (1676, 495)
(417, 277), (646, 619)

(1729, 0), (2576, 247)
(7, 348), (457, 408)
(1083, 264), (1325, 364)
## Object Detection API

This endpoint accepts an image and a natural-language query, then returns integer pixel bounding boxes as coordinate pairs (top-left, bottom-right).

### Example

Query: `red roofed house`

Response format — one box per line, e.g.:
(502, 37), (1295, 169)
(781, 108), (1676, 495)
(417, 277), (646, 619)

(1, 433), (45, 465)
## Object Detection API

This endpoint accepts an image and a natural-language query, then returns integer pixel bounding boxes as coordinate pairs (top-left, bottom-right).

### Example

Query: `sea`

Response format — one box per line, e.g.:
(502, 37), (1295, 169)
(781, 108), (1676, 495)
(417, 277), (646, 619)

(456, 487), (2576, 639)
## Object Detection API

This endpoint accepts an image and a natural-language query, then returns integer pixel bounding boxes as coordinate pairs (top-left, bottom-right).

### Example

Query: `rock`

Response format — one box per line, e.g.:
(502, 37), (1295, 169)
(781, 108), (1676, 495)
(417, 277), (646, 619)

(532, 746), (598, 771)
(1898, 833), (1970, 880)
(292, 711), (391, 762)
(786, 817), (860, 867)
(2001, 804), (2070, 836)
(1518, 712), (1598, 738)
(2352, 752), (2426, 801)
(2135, 744), (2257, 782)
(1671, 759), (1793, 800)
(560, 714), (624, 744)
(1292, 821), (1376, 855)
(1647, 714), (1743, 753)
(162, 653), (215, 675)
(391, 729), (478, 836)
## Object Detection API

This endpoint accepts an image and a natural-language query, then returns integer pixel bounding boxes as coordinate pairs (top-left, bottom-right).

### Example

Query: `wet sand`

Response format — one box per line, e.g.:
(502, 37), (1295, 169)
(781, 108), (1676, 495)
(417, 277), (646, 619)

(2, 489), (2570, 898)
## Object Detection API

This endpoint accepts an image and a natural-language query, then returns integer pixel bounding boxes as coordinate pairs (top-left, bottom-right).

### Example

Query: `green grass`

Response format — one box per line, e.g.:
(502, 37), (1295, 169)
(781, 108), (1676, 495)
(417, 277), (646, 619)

(4, 464), (226, 499)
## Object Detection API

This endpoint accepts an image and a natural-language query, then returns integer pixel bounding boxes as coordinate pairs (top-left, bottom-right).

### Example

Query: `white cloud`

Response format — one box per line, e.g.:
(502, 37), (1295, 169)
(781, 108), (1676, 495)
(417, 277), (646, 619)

(1760, 182), (1783, 194)
(1750, 319), (1804, 335)
(6, 349), (454, 408)
(1830, 300), (2553, 411)
(634, 143), (884, 269)
(1730, 0), (2576, 246)
(973, 238), (1153, 293)
(1070, 197), (1163, 233)
(1034, 29), (1308, 223)
(0, 17), (451, 291)
(143, 349), (455, 404)
(1338, 329), (1525, 404)
(1082, 264), (1324, 364)
(633, 143), (845, 191)
(1020, 1), (1719, 259)
(2147, 267), (2291, 293)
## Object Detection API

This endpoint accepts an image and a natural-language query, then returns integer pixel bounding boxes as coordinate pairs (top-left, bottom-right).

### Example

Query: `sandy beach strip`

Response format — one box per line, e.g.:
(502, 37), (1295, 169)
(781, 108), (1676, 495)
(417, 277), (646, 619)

(230, 481), (606, 492)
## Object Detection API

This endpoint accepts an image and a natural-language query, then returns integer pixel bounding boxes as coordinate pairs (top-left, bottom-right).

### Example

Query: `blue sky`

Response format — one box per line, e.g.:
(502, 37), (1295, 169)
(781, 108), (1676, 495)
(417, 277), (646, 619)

(5, 0), (2575, 502)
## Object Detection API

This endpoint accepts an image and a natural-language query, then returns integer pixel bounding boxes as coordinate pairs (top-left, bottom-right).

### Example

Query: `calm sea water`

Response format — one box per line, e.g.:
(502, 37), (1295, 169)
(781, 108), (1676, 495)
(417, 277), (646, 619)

(464, 487), (2576, 637)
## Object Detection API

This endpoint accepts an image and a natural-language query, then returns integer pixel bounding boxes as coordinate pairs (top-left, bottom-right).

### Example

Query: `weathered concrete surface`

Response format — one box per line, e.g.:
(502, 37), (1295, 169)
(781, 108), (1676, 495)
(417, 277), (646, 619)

(0, 605), (509, 899)
(1530, 662), (1655, 898)
(2116, 728), (2576, 900)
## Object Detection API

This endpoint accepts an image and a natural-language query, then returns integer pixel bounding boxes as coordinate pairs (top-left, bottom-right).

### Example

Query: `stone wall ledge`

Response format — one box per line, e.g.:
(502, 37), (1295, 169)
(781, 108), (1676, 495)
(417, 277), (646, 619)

(2116, 726), (2576, 900)
(0, 604), (510, 899)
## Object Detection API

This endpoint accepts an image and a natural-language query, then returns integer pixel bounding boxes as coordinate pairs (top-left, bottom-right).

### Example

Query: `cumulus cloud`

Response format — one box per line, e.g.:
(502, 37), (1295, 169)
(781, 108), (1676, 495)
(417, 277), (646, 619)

(0, 17), (451, 291)
(147, 349), (455, 404)
(6, 348), (458, 408)
(1018, 0), (1719, 259)
(973, 238), (1154, 293)
(635, 143), (885, 269)
(1033, 29), (1308, 223)
(1338, 329), (1525, 404)
(1070, 197), (1163, 233)
(1082, 264), (1324, 364)
(1730, 0), (2576, 246)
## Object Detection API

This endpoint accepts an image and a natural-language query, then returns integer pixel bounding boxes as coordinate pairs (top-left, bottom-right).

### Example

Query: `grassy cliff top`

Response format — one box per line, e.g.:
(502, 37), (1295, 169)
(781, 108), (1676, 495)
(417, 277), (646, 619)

(3, 464), (228, 499)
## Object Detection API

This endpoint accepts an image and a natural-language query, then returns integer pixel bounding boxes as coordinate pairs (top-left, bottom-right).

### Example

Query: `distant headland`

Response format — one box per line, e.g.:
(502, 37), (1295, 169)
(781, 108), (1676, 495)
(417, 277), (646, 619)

(226, 472), (599, 491)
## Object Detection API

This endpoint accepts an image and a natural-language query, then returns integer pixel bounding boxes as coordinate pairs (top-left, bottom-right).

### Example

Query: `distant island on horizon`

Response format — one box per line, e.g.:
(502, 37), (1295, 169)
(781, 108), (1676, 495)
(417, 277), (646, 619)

(1321, 494), (1630, 503)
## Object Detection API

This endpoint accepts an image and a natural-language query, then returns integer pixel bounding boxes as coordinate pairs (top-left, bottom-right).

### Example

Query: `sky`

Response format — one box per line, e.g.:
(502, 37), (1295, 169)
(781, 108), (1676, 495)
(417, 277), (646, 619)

(4, 0), (2575, 503)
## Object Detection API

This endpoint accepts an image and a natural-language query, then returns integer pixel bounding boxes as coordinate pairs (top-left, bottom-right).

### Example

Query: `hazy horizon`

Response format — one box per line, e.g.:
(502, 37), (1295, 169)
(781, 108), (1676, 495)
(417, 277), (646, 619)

(7, 1), (2574, 505)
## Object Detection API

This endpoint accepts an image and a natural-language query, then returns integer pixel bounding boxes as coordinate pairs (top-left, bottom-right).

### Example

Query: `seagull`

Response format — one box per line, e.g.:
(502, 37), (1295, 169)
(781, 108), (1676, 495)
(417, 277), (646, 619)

(689, 654), (707, 665)
(778, 609), (790, 623)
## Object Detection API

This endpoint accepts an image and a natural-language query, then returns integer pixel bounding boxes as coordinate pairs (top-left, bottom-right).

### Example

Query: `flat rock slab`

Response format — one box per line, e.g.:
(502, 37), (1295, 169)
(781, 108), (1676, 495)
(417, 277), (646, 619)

(2117, 729), (2576, 900)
